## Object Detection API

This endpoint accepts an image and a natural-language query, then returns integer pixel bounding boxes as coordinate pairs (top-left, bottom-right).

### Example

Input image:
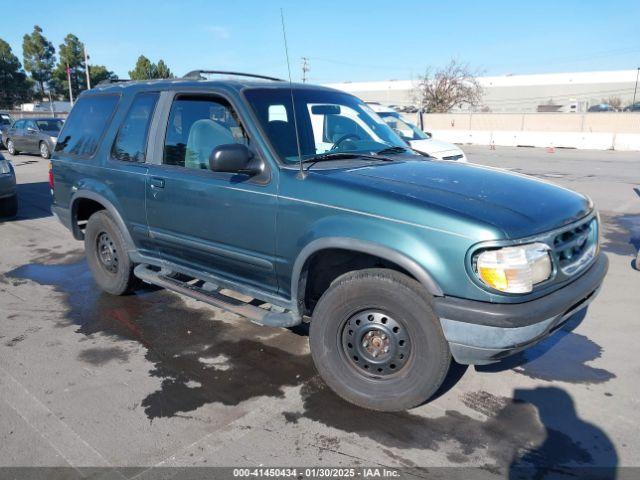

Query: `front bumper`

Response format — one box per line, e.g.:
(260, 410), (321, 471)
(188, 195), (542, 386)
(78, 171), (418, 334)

(433, 252), (608, 365)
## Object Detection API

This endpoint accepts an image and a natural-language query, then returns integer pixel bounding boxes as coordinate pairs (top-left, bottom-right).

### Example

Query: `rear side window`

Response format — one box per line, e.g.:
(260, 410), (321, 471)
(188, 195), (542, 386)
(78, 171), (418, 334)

(55, 95), (119, 157)
(111, 92), (159, 162)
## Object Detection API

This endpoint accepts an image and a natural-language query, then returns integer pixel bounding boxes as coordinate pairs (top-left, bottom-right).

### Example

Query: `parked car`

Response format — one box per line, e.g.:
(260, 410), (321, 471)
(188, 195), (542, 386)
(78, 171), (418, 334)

(587, 103), (617, 112)
(367, 104), (467, 162)
(4, 117), (64, 159)
(0, 113), (13, 149)
(623, 102), (640, 112)
(0, 153), (17, 217)
(51, 72), (607, 411)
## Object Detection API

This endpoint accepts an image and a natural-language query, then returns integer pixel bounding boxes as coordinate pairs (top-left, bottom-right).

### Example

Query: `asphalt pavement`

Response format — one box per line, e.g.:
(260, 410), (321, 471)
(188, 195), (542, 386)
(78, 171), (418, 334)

(0, 145), (638, 478)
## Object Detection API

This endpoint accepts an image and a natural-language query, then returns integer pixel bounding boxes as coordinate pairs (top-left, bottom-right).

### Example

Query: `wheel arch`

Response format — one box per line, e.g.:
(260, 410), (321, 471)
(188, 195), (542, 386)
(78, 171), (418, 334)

(70, 190), (136, 252)
(291, 237), (443, 316)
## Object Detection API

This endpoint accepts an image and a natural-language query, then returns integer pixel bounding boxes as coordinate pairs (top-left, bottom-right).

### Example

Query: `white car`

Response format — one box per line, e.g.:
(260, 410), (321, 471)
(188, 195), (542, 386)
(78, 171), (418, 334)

(367, 104), (467, 162)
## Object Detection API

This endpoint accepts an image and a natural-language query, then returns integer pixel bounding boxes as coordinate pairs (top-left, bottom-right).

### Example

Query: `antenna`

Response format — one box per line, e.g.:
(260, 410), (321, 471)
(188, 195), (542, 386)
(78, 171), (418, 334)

(280, 8), (305, 179)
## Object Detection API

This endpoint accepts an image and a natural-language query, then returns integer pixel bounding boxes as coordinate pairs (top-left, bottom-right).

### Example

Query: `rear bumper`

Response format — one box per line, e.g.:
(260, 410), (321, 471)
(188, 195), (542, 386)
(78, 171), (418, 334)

(433, 252), (608, 365)
(52, 204), (73, 231)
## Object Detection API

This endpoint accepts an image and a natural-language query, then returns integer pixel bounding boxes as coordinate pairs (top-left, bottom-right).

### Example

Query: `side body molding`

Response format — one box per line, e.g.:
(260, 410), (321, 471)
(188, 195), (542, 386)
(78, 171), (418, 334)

(290, 237), (444, 311)
(70, 190), (137, 252)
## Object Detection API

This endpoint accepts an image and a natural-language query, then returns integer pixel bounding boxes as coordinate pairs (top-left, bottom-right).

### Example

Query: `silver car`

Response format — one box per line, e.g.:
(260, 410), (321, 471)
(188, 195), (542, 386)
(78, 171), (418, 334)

(4, 117), (64, 159)
(0, 153), (17, 217)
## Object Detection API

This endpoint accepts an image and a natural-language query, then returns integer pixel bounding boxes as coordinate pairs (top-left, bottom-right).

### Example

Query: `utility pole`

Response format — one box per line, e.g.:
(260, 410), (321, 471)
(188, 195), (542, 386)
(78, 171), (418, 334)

(84, 45), (91, 90)
(66, 64), (74, 106)
(301, 57), (309, 83)
(633, 67), (639, 106)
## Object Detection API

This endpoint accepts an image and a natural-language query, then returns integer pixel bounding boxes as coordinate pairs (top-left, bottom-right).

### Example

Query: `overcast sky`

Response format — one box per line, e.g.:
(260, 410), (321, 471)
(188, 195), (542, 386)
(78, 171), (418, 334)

(3, 0), (639, 83)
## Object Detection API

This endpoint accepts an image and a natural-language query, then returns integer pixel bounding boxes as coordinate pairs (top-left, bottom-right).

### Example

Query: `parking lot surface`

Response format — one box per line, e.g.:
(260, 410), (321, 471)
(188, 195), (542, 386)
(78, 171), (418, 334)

(0, 145), (639, 477)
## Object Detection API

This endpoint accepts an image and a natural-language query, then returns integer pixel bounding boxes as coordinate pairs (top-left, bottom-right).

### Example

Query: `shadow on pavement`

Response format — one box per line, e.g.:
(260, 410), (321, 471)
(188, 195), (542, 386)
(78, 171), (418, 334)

(1, 181), (52, 222)
(509, 386), (618, 479)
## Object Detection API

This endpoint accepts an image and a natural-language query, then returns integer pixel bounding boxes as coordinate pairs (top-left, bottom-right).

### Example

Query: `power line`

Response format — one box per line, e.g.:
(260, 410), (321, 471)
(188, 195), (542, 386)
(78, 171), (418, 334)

(301, 57), (309, 83)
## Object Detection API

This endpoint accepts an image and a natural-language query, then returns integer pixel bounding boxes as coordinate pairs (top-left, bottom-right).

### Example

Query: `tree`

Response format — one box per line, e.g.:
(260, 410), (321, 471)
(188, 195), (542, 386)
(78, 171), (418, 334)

(129, 55), (174, 80)
(51, 34), (86, 100)
(155, 59), (174, 79)
(129, 55), (155, 80)
(89, 65), (117, 86)
(603, 96), (622, 110)
(22, 25), (55, 98)
(414, 60), (483, 113)
(0, 39), (33, 109)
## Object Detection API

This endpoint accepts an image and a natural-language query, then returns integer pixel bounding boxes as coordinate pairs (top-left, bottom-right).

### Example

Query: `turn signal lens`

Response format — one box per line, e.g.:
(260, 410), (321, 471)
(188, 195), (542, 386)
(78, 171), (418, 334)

(475, 243), (552, 293)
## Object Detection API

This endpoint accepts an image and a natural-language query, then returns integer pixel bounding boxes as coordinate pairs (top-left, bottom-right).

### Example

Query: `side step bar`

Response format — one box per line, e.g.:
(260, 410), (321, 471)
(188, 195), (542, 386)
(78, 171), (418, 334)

(134, 264), (302, 328)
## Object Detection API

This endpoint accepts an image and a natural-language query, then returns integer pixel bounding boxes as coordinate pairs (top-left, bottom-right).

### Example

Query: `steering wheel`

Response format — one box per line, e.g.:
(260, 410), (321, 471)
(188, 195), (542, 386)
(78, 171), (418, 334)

(331, 133), (361, 150)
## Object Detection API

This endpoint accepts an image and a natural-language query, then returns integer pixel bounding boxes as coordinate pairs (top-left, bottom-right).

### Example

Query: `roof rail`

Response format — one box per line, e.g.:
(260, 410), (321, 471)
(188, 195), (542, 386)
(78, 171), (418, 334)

(96, 78), (132, 86)
(182, 70), (285, 82)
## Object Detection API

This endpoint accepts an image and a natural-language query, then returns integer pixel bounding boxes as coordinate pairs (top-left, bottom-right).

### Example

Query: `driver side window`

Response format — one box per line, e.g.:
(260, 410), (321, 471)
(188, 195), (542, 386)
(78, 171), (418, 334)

(163, 96), (248, 169)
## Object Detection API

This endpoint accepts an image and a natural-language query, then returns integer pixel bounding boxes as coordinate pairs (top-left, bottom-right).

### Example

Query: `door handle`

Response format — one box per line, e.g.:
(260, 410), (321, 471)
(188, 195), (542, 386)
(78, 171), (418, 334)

(149, 177), (165, 189)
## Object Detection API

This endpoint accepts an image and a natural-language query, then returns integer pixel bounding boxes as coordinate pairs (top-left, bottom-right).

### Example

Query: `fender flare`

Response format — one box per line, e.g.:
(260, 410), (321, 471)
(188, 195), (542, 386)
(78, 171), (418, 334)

(290, 237), (443, 312)
(70, 190), (136, 252)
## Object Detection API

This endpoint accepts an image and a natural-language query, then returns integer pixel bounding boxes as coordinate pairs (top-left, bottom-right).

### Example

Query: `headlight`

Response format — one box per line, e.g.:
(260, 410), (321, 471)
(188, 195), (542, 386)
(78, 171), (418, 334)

(0, 159), (11, 175)
(49, 136), (57, 144)
(475, 242), (552, 293)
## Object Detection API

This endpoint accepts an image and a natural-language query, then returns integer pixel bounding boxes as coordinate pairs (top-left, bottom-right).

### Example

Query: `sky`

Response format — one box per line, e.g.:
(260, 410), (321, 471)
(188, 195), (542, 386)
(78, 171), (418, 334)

(2, 0), (639, 84)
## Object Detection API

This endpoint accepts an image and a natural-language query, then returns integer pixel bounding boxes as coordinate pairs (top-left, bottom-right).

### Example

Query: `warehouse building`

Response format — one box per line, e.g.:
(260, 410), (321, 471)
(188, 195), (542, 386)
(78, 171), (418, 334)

(327, 69), (639, 113)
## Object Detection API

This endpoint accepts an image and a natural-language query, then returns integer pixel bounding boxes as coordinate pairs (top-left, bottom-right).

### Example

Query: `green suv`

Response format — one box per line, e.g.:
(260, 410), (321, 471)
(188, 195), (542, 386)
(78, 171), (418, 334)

(51, 71), (607, 411)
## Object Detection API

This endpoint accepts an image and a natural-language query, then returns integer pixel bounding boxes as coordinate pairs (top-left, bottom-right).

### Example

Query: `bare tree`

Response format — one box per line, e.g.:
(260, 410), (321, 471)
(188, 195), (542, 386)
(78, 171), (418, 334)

(603, 96), (622, 110)
(414, 60), (483, 113)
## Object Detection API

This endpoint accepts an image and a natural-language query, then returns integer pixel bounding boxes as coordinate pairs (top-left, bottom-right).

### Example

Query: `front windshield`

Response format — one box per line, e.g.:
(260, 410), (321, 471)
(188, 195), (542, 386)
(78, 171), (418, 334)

(244, 88), (409, 163)
(379, 114), (428, 141)
(35, 119), (63, 132)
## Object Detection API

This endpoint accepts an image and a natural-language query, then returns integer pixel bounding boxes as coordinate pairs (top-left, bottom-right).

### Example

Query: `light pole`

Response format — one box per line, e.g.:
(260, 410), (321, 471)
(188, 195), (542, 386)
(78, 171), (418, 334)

(84, 45), (91, 90)
(633, 67), (639, 106)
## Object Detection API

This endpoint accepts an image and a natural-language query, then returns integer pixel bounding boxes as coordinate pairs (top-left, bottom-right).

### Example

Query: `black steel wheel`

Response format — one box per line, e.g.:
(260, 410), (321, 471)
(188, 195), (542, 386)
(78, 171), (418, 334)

(310, 268), (450, 411)
(85, 210), (138, 295)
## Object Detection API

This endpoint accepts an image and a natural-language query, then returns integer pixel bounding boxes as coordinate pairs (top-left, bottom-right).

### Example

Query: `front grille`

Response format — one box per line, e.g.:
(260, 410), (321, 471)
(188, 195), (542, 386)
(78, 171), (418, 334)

(552, 217), (597, 276)
(442, 154), (463, 161)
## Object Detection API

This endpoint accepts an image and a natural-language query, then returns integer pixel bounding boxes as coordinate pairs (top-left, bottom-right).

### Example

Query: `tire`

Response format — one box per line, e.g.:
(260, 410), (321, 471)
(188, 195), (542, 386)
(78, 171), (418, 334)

(85, 210), (138, 295)
(6, 139), (18, 155)
(0, 195), (18, 218)
(309, 268), (450, 411)
(39, 141), (50, 159)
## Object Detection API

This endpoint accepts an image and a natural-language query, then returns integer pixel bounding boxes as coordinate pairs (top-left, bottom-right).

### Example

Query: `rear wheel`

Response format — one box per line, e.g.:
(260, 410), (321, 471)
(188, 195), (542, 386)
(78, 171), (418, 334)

(0, 195), (18, 218)
(39, 142), (50, 159)
(309, 268), (450, 411)
(85, 210), (138, 295)
(6, 139), (17, 155)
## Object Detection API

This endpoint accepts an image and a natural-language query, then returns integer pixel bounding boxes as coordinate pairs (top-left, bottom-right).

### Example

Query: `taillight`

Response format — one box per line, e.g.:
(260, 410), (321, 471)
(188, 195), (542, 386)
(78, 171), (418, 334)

(48, 162), (54, 194)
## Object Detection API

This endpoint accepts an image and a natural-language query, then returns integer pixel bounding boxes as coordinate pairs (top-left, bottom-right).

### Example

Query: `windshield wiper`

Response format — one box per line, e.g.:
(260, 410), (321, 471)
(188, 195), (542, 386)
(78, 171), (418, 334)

(375, 146), (409, 155)
(302, 152), (395, 164)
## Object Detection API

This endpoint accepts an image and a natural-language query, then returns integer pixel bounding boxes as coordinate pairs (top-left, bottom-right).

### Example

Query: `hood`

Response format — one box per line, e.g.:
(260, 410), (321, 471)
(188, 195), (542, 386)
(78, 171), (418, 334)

(410, 138), (460, 154)
(322, 159), (591, 239)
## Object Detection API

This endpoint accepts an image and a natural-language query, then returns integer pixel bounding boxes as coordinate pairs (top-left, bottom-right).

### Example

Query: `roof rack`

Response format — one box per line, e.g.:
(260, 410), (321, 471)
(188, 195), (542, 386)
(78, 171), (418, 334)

(96, 78), (132, 86)
(182, 70), (285, 82)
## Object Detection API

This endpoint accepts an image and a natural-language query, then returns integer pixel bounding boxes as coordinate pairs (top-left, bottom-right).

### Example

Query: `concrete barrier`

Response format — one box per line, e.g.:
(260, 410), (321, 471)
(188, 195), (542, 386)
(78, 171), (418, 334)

(418, 113), (640, 151)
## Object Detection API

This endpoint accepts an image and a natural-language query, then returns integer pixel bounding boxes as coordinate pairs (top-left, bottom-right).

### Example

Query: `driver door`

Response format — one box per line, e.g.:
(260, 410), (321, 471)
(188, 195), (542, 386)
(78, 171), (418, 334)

(145, 92), (279, 294)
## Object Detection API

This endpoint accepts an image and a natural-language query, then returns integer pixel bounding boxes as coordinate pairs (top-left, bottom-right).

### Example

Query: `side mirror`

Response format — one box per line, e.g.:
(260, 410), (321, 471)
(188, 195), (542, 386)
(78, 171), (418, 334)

(209, 144), (260, 175)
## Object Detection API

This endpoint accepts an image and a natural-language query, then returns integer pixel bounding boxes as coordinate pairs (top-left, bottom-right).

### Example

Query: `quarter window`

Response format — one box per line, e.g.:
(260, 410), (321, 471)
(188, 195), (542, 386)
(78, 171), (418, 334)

(163, 96), (247, 169)
(55, 94), (119, 157)
(112, 92), (159, 162)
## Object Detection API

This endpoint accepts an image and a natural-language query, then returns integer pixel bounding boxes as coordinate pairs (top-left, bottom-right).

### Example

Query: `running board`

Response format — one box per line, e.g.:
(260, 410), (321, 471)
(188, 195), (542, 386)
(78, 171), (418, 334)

(134, 264), (301, 328)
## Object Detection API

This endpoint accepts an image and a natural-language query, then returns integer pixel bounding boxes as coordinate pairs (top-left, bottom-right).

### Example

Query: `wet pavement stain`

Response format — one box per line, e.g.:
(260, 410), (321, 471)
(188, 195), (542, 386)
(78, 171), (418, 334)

(477, 313), (615, 384)
(78, 346), (131, 366)
(8, 260), (316, 419)
(600, 212), (640, 257)
(283, 379), (609, 472)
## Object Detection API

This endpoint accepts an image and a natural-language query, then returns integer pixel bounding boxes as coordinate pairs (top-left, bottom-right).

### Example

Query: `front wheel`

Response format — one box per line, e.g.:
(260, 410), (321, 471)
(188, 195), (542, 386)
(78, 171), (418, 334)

(309, 268), (450, 411)
(85, 210), (138, 295)
(39, 142), (50, 159)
